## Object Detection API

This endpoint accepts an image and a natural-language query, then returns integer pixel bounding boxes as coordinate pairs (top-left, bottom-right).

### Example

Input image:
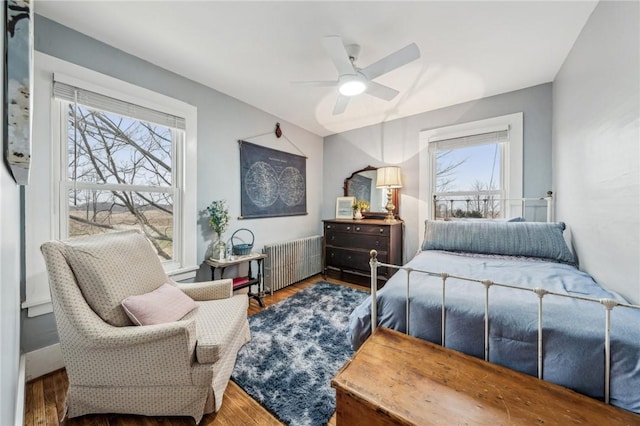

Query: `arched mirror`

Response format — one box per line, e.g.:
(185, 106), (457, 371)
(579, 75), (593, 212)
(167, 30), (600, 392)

(344, 165), (400, 219)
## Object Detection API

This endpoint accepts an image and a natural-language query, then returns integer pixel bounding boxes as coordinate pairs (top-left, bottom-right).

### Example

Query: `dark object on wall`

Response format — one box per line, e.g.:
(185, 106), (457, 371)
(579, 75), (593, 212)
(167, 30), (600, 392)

(346, 173), (372, 203)
(5, 0), (33, 184)
(344, 166), (400, 219)
(239, 141), (307, 219)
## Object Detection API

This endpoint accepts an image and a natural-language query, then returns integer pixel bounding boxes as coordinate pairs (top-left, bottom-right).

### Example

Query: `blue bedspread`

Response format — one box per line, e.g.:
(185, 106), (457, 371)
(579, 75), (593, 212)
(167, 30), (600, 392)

(348, 250), (640, 414)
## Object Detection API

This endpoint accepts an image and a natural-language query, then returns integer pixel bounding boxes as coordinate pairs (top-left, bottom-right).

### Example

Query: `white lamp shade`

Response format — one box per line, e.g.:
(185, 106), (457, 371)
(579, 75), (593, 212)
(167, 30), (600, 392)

(376, 166), (403, 188)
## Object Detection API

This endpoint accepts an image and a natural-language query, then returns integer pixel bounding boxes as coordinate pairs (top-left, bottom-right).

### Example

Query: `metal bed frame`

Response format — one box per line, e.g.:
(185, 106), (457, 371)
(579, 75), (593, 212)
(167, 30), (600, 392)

(432, 191), (555, 222)
(369, 255), (640, 404)
(368, 193), (640, 405)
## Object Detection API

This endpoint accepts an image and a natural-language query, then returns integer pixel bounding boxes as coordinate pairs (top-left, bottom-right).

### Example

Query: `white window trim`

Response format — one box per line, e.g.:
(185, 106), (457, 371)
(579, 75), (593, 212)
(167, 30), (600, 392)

(418, 112), (523, 239)
(23, 52), (198, 317)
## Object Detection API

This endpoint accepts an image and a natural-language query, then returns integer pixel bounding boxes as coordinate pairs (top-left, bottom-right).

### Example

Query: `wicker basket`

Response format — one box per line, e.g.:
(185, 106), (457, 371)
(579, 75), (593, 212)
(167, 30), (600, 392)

(231, 228), (254, 256)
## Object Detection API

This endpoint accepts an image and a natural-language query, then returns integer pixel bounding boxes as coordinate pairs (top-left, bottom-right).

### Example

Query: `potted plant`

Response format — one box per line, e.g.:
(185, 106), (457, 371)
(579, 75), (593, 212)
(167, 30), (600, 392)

(206, 199), (231, 259)
(352, 199), (370, 220)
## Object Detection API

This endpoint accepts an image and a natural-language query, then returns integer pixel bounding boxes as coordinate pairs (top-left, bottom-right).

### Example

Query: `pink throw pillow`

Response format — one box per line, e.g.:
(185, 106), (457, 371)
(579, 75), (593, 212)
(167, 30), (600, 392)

(121, 283), (197, 326)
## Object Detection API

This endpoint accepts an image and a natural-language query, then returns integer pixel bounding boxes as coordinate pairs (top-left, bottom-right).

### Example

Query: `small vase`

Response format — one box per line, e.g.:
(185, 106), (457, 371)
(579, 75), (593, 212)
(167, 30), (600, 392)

(354, 209), (363, 220)
(212, 234), (227, 260)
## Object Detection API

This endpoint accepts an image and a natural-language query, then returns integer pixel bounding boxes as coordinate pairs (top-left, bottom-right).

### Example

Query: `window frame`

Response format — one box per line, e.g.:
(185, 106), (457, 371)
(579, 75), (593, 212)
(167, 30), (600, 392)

(24, 53), (198, 317)
(418, 113), (523, 237)
(57, 100), (183, 271)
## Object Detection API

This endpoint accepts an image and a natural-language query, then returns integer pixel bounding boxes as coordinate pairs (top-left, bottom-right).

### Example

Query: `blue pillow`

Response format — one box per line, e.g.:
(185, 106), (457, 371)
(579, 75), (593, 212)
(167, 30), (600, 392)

(422, 220), (576, 264)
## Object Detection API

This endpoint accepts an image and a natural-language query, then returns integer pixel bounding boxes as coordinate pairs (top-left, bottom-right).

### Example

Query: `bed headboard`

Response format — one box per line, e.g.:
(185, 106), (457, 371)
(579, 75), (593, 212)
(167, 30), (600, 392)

(432, 191), (553, 222)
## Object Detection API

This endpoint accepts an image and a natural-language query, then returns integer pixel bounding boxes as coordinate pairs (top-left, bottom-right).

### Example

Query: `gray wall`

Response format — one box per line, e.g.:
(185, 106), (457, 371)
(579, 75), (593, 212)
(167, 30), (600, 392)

(323, 83), (553, 258)
(0, 165), (22, 426)
(22, 15), (323, 352)
(1, 4), (23, 423)
(553, 1), (640, 303)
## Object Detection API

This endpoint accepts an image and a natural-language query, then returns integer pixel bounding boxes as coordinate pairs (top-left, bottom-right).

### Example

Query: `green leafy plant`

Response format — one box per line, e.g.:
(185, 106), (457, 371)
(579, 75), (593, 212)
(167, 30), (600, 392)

(206, 199), (231, 237)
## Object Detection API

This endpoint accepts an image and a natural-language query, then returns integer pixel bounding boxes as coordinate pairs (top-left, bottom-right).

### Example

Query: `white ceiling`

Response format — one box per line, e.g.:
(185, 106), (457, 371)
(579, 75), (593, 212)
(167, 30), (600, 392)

(35, 1), (598, 137)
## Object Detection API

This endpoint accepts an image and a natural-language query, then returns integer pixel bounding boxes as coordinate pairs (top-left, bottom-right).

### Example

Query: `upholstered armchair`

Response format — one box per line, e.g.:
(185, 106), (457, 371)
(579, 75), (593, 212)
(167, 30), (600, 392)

(40, 230), (251, 423)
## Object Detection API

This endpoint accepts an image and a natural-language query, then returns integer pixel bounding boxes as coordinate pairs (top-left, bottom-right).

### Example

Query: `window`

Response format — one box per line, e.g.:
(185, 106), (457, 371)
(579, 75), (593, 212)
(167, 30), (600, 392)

(24, 53), (197, 317)
(55, 82), (183, 265)
(418, 113), (523, 231)
(431, 131), (507, 219)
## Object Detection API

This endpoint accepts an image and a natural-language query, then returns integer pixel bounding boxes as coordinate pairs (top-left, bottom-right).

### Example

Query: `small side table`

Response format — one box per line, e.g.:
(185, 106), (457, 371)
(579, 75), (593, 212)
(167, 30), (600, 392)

(204, 253), (267, 307)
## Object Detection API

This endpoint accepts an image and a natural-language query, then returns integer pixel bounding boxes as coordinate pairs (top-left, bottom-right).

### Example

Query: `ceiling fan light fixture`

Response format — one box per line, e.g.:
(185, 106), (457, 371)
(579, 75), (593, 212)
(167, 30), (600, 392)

(338, 76), (367, 96)
(304, 36), (420, 114)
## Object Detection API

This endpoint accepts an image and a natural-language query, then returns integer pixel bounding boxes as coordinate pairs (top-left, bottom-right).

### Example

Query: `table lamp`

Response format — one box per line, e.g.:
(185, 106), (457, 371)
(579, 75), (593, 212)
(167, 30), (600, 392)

(376, 166), (403, 222)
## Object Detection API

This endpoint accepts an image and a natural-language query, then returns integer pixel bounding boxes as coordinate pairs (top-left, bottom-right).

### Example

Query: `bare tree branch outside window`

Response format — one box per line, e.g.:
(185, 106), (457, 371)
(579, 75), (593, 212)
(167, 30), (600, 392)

(433, 143), (503, 219)
(67, 104), (174, 259)
(435, 150), (467, 193)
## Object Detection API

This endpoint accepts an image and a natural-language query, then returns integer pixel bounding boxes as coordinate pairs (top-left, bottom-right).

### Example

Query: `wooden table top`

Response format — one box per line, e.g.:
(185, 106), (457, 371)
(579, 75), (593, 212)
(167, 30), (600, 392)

(331, 327), (640, 425)
(204, 252), (266, 267)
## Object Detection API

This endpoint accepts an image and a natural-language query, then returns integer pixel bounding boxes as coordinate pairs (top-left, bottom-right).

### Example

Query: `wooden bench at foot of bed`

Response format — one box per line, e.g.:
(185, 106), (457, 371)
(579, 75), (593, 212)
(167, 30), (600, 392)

(331, 327), (640, 425)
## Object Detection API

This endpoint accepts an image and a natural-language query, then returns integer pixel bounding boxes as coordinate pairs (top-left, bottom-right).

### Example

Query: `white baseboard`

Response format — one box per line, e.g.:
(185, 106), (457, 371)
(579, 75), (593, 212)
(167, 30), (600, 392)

(25, 343), (64, 381)
(15, 354), (25, 426)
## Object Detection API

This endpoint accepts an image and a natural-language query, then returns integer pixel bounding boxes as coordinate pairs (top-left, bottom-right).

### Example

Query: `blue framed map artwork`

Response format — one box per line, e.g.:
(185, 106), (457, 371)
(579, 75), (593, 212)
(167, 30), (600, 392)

(239, 141), (307, 219)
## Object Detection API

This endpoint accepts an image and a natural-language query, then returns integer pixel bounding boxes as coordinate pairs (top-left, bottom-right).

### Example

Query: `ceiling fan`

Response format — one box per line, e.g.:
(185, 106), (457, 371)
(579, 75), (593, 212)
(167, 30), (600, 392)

(294, 36), (421, 115)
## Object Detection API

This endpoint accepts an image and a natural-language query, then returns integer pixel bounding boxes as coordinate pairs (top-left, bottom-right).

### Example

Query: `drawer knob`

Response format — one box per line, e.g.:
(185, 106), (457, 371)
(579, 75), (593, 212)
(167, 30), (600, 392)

(327, 225), (332, 229)
(379, 228), (384, 233)
(346, 226), (351, 231)
(355, 227), (360, 231)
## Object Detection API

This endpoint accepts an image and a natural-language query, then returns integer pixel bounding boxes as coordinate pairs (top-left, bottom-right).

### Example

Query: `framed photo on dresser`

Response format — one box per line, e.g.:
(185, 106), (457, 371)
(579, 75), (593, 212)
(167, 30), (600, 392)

(335, 196), (355, 219)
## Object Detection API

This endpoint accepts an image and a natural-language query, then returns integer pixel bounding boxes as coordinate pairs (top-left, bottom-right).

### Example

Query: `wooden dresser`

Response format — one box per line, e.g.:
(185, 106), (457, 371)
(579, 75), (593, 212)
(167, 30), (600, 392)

(323, 218), (402, 287)
(332, 328), (640, 426)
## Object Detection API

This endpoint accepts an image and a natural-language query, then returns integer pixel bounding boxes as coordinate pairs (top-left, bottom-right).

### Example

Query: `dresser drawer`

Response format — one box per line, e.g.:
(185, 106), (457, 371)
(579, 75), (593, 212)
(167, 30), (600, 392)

(326, 232), (389, 250)
(352, 224), (389, 236)
(326, 247), (388, 274)
(325, 223), (356, 234)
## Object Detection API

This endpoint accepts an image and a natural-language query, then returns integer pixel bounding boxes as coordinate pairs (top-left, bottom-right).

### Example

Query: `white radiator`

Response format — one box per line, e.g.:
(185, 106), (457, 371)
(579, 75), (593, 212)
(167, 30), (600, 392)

(263, 235), (323, 293)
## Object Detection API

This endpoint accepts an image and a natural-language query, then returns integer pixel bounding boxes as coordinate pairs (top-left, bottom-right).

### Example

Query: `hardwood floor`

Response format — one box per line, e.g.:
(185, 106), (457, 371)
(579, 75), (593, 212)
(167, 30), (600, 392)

(24, 275), (365, 426)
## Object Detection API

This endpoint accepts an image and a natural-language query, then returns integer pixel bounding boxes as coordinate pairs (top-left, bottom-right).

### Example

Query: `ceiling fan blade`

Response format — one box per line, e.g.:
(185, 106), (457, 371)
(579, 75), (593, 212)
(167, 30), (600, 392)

(322, 36), (355, 76)
(360, 43), (420, 80)
(290, 80), (337, 87)
(365, 81), (399, 101)
(333, 95), (350, 115)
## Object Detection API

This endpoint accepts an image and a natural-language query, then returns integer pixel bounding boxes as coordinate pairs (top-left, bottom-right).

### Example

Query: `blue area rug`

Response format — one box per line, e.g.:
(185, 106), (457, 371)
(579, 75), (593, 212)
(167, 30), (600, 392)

(231, 282), (368, 426)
